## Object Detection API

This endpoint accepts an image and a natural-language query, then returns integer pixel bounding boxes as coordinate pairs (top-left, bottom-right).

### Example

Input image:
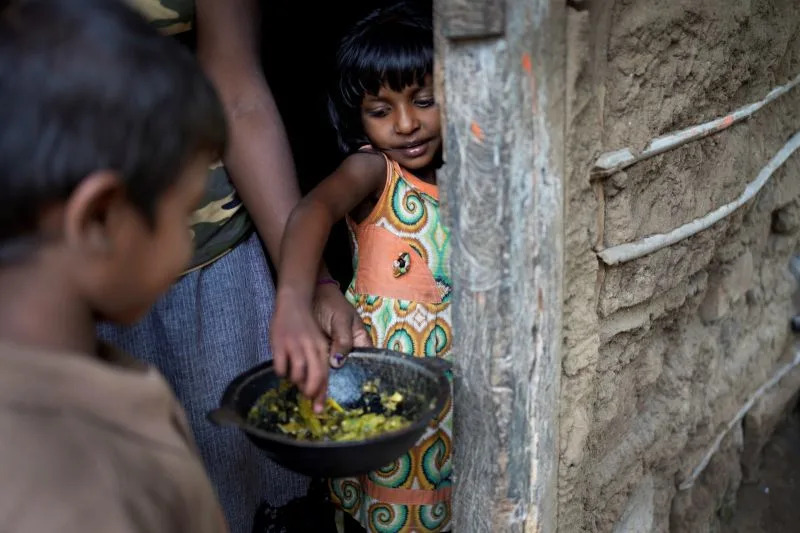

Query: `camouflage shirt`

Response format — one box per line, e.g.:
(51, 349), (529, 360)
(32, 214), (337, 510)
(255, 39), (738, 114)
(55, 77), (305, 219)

(131, 0), (253, 271)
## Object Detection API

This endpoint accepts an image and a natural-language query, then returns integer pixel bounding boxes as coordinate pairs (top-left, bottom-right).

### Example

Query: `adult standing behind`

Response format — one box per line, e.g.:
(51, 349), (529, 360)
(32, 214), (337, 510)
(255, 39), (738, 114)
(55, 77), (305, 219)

(100, 2), (371, 532)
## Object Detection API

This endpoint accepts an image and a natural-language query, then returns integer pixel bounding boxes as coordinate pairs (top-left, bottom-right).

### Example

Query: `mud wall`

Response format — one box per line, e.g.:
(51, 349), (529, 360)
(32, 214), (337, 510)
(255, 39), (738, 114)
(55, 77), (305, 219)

(559, 1), (800, 531)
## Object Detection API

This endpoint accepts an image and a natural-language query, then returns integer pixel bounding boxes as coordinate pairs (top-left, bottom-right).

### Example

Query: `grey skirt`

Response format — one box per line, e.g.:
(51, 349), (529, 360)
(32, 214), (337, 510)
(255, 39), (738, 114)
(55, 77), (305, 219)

(98, 232), (308, 533)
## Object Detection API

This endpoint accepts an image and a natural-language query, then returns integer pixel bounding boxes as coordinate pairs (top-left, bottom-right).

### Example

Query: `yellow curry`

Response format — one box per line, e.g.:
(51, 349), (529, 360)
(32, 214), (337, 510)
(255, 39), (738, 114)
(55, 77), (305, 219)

(247, 380), (411, 442)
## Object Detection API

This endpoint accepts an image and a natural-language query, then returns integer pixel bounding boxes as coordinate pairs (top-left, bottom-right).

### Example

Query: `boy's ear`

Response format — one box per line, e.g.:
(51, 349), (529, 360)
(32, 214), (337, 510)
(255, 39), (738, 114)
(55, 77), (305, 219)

(62, 171), (126, 255)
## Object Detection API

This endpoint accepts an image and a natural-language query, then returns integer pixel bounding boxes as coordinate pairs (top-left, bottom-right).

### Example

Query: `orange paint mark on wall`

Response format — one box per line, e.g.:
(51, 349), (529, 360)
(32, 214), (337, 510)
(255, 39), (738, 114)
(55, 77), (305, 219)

(522, 53), (532, 73)
(470, 121), (485, 142)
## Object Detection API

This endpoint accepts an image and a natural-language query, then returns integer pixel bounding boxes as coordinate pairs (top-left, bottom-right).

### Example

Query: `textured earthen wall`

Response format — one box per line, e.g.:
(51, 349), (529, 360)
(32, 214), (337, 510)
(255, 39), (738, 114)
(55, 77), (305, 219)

(559, 1), (800, 531)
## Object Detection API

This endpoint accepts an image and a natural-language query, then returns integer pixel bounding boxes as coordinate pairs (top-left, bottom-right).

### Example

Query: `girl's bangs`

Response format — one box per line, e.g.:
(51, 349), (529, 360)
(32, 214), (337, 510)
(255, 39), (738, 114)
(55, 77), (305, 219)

(339, 39), (433, 107)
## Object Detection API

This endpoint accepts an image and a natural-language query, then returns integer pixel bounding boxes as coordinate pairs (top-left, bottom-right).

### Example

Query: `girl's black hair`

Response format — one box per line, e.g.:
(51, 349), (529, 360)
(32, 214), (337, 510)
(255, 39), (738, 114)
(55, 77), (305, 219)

(329, 1), (433, 154)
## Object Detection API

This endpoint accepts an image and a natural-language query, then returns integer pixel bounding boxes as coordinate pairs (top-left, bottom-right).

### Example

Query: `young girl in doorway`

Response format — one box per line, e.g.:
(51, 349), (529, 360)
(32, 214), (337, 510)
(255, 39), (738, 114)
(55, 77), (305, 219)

(270, 3), (453, 532)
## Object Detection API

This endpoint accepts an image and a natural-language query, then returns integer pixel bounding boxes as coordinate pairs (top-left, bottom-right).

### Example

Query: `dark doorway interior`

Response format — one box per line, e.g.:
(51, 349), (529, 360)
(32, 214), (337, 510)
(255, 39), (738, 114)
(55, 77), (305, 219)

(260, 1), (429, 285)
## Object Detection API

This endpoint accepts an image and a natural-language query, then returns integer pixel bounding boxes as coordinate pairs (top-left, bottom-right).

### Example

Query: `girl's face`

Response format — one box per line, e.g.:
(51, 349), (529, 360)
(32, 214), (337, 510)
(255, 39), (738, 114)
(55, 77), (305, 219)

(360, 74), (441, 172)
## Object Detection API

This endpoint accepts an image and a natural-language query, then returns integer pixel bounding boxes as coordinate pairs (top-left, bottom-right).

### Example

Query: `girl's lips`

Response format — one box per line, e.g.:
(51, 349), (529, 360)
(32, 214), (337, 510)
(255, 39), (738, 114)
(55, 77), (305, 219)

(399, 140), (430, 159)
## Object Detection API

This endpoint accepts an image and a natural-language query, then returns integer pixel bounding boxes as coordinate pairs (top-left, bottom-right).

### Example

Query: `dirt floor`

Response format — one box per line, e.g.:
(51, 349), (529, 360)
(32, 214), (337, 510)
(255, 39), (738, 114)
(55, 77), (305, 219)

(723, 407), (800, 533)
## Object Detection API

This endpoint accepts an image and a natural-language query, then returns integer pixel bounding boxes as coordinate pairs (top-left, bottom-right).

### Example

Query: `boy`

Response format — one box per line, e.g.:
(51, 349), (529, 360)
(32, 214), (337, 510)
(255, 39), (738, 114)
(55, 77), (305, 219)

(0, 0), (229, 531)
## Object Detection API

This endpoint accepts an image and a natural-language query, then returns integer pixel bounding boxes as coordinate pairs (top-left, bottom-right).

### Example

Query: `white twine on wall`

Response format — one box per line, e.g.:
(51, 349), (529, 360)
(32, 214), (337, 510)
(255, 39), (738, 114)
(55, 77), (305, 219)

(591, 72), (800, 179)
(678, 346), (800, 491)
(596, 130), (800, 266)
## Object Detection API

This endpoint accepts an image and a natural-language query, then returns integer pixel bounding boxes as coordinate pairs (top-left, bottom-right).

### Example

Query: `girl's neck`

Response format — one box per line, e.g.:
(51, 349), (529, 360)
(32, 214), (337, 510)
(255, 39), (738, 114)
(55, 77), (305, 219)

(394, 156), (437, 185)
(414, 167), (436, 185)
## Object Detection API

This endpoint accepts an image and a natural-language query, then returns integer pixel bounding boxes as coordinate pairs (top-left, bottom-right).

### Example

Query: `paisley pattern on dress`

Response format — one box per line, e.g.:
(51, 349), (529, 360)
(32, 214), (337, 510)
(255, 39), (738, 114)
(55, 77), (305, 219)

(329, 153), (453, 532)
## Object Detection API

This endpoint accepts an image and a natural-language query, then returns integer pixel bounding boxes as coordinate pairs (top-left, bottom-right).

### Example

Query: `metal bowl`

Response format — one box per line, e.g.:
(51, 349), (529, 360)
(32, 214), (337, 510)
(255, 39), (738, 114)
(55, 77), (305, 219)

(207, 348), (451, 478)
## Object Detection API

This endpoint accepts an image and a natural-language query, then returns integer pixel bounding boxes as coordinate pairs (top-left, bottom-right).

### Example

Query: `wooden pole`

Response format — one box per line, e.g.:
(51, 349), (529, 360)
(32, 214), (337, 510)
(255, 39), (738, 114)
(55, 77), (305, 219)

(434, 0), (566, 531)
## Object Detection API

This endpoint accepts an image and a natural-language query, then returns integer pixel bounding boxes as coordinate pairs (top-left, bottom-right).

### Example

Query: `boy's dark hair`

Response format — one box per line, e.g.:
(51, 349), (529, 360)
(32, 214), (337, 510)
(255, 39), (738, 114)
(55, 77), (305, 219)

(0, 0), (226, 250)
(329, 1), (433, 153)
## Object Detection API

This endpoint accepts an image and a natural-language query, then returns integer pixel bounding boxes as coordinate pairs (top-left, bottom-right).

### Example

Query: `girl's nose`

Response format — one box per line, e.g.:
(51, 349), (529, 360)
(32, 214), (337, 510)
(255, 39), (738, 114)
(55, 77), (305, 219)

(394, 107), (420, 135)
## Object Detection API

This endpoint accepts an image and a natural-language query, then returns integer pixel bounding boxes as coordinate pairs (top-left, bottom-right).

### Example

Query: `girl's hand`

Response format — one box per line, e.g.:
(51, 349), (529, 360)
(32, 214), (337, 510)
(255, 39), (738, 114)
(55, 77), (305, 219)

(270, 294), (331, 412)
(270, 152), (386, 409)
(312, 283), (372, 368)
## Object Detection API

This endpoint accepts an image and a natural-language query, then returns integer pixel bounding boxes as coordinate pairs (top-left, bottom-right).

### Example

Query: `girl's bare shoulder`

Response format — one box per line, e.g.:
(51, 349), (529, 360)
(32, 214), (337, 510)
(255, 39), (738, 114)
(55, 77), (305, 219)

(337, 150), (387, 181)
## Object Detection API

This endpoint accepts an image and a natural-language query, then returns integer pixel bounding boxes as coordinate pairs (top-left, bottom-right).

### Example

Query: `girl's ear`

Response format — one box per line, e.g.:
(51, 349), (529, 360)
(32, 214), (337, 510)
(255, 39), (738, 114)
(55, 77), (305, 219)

(62, 170), (126, 256)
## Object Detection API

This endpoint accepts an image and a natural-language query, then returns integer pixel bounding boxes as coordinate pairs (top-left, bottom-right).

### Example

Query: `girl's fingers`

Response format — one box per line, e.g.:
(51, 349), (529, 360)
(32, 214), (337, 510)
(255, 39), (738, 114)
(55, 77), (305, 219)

(303, 349), (323, 405)
(313, 388), (327, 413)
(351, 315), (372, 348)
(310, 342), (332, 411)
(289, 346), (307, 385)
(273, 343), (288, 376)
(273, 324), (335, 412)
(298, 338), (322, 396)
(330, 351), (346, 368)
(328, 312), (353, 359)
(313, 340), (331, 410)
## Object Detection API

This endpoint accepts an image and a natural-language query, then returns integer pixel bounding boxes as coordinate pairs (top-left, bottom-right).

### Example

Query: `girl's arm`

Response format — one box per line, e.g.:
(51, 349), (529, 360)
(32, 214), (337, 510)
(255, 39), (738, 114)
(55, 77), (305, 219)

(272, 152), (386, 410)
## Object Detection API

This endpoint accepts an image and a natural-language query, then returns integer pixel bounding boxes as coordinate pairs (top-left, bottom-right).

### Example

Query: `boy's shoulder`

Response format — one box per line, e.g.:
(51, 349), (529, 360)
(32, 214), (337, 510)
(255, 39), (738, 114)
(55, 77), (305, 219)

(0, 341), (227, 533)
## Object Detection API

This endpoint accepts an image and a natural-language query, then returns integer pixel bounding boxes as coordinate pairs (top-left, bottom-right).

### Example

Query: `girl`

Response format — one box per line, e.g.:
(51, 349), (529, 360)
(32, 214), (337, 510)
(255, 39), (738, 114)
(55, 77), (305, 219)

(270, 3), (453, 532)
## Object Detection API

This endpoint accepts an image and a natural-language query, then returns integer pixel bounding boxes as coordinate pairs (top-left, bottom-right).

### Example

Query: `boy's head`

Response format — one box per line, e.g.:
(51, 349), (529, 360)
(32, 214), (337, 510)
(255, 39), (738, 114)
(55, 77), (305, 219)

(0, 0), (226, 323)
(329, 1), (437, 163)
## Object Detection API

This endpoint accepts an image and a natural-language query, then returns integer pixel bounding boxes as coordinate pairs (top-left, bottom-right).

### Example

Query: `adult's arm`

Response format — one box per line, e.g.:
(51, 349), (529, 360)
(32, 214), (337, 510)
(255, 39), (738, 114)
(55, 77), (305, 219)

(195, 0), (298, 263)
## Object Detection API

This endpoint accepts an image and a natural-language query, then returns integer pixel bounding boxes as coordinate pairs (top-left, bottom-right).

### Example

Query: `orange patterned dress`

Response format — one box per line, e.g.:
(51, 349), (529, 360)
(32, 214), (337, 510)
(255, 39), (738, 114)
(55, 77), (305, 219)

(329, 152), (453, 532)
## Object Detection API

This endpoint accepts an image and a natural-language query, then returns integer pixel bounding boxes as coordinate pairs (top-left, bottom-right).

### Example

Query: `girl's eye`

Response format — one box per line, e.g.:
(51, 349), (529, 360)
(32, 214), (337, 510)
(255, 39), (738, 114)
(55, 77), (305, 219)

(415, 98), (435, 108)
(365, 107), (390, 118)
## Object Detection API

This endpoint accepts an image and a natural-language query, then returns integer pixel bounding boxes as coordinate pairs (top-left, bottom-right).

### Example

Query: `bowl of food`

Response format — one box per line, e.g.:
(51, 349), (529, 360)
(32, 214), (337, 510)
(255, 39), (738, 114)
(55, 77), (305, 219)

(207, 348), (451, 478)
